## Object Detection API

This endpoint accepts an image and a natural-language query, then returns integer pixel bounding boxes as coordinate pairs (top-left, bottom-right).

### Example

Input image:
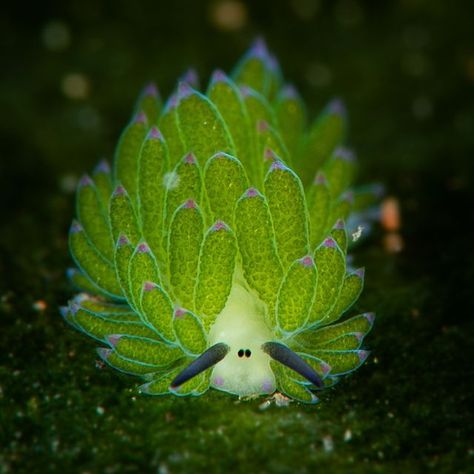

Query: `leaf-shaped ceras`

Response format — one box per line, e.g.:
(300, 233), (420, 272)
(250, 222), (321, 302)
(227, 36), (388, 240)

(64, 39), (378, 404)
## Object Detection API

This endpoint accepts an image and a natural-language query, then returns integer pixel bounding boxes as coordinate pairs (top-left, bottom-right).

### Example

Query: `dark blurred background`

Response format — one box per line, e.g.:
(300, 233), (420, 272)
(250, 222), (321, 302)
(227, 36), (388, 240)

(1, 1), (473, 473)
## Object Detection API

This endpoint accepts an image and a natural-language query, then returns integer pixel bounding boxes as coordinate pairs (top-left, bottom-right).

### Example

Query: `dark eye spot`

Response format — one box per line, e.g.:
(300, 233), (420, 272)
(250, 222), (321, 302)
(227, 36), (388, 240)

(238, 349), (244, 358)
(245, 349), (251, 358)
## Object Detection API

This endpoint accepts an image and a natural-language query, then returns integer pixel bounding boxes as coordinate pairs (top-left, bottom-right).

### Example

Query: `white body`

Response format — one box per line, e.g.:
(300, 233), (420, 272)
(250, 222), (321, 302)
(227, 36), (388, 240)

(208, 273), (276, 396)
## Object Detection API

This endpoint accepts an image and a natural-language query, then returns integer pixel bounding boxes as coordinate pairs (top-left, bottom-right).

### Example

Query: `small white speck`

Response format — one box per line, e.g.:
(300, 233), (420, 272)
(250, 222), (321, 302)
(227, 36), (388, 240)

(274, 392), (291, 407)
(343, 429), (352, 442)
(163, 171), (180, 190)
(258, 400), (271, 411)
(352, 225), (364, 242)
(96, 406), (105, 416)
(322, 435), (334, 453)
(258, 392), (291, 410)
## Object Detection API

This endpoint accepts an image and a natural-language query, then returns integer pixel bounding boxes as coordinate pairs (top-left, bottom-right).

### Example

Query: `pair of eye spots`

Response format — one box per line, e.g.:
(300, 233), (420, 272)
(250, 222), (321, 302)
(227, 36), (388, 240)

(237, 349), (252, 358)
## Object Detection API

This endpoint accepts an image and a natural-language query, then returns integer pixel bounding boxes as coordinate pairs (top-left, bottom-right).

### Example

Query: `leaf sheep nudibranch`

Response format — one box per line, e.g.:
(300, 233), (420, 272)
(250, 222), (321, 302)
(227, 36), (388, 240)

(63, 39), (381, 404)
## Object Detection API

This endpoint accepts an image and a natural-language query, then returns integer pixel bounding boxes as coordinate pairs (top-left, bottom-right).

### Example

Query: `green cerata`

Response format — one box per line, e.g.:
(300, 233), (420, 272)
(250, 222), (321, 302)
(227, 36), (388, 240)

(62, 39), (382, 404)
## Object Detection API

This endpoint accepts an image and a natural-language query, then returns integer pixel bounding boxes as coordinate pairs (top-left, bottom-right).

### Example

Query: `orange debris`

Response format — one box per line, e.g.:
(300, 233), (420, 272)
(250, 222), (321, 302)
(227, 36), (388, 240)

(381, 197), (401, 231)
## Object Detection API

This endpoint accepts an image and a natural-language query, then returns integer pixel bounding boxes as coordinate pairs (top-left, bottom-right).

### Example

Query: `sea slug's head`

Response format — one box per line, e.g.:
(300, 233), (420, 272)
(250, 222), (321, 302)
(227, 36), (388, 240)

(207, 283), (276, 396)
(170, 283), (324, 397)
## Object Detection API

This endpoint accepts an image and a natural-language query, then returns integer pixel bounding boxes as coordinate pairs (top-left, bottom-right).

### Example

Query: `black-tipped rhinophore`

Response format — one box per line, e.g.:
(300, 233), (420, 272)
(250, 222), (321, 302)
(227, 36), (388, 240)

(170, 343), (230, 388)
(262, 341), (324, 388)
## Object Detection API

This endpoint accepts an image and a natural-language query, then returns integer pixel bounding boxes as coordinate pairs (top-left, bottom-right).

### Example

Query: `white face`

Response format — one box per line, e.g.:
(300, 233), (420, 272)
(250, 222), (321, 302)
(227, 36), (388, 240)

(208, 282), (276, 396)
(209, 324), (276, 396)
